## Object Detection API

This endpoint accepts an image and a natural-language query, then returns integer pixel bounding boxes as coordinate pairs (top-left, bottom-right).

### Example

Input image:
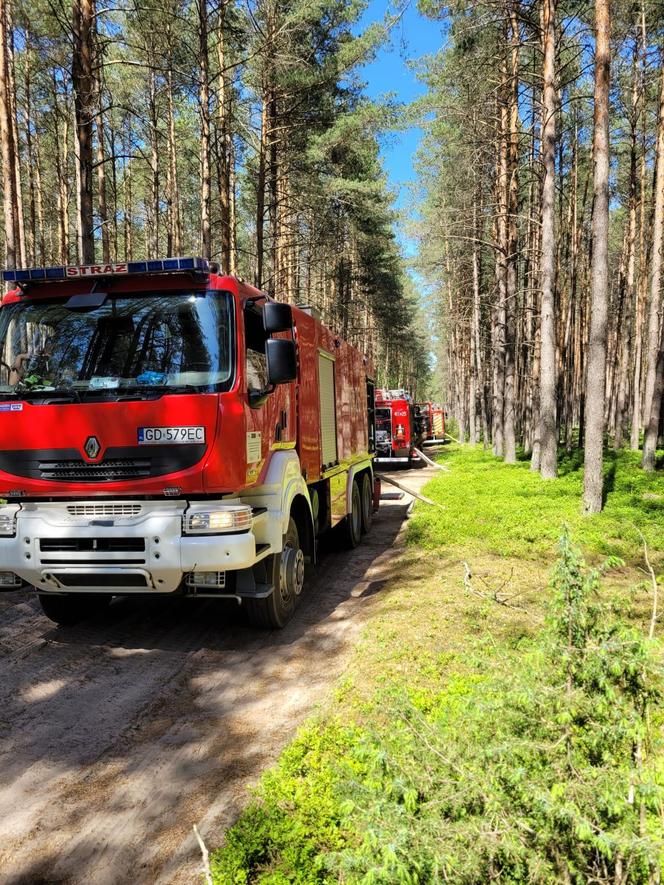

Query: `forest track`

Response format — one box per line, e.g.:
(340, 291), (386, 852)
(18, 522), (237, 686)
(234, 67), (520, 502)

(0, 467), (434, 885)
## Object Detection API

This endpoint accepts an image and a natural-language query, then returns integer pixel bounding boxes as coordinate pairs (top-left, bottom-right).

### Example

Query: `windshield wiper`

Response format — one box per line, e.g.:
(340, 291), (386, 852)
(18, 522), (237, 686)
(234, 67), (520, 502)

(114, 384), (205, 400)
(16, 387), (83, 405)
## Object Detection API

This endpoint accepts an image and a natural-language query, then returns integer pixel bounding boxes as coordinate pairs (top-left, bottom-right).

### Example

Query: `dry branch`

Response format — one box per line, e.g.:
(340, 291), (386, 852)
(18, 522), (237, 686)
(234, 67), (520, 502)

(193, 823), (213, 885)
(462, 561), (527, 611)
(637, 530), (658, 641)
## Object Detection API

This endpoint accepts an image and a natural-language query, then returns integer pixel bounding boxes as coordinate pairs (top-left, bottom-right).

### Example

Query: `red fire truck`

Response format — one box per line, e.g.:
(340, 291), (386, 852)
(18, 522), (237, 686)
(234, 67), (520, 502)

(416, 402), (446, 443)
(374, 389), (421, 465)
(431, 405), (446, 441)
(0, 257), (377, 629)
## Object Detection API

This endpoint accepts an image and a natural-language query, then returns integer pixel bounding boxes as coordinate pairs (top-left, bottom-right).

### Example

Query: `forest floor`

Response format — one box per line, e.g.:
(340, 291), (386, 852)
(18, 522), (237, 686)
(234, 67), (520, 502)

(0, 466), (434, 885)
(211, 444), (664, 882)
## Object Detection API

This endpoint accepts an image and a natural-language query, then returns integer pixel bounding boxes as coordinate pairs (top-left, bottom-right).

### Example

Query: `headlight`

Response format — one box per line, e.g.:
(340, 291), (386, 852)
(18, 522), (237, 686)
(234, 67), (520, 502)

(183, 505), (252, 534)
(0, 514), (16, 536)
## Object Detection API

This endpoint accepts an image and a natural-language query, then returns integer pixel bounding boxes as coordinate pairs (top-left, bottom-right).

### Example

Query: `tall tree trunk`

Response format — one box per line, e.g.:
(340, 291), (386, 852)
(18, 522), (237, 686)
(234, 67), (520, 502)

(503, 3), (519, 463)
(7, 13), (26, 266)
(96, 108), (110, 263)
(72, 0), (95, 263)
(166, 67), (181, 255)
(493, 79), (508, 457)
(539, 0), (558, 478)
(0, 0), (18, 269)
(148, 69), (159, 259)
(583, 0), (611, 515)
(614, 37), (640, 449)
(642, 326), (664, 471)
(256, 91), (267, 288)
(216, 3), (232, 270)
(642, 61), (664, 432)
(198, 0), (211, 259)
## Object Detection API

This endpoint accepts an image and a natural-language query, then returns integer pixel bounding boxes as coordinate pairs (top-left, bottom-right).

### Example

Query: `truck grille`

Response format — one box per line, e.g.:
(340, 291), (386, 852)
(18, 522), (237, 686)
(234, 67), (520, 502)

(39, 458), (151, 482)
(66, 504), (143, 518)
(39, 538), (146, 553)
(0, 444), (205, 483)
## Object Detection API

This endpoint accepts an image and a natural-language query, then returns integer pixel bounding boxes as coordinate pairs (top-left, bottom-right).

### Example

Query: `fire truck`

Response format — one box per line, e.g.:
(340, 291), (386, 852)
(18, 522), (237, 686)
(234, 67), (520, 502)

(431, 405), (446, 441)
(416, 402), (446, 443)
(0, 257), (377, 629)
(414, 402), (432, 441)
(374, 389), (421, 466)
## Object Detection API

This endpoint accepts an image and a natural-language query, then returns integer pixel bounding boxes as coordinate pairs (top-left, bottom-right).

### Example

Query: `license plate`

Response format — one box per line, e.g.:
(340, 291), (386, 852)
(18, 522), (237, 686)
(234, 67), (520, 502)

(138, 426), (206, 445)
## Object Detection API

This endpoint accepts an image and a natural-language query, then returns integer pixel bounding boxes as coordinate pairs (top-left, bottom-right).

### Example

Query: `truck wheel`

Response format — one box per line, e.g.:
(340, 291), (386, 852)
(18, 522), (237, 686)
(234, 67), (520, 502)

(343, 480), (362, 549)
(360, 472), (373, 534)
(38, 592), (110, 626)
(245, 517), (304, 629)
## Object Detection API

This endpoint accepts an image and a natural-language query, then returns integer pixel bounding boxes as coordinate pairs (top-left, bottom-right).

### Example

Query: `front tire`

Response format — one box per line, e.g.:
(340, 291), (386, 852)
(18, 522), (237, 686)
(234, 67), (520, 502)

(245, 517), (305, 629)
(38, 592), (110, 626)
(343, 480), (362, 549)
(360, 472), (373, 534)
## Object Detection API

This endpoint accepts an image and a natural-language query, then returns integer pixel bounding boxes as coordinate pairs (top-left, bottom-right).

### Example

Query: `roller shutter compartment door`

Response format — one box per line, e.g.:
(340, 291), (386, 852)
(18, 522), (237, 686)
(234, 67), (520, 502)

(318, 352), (338, 468)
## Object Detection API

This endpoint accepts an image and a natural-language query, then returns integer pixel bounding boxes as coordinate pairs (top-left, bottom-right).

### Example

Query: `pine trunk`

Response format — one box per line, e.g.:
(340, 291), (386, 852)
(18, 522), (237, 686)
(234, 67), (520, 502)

(583, 0), (611, 515)
(72, 0), (95, 264)
(0, 0), (18, 269)
(539, 0), (558, 477)
(642, 62), (664, 434)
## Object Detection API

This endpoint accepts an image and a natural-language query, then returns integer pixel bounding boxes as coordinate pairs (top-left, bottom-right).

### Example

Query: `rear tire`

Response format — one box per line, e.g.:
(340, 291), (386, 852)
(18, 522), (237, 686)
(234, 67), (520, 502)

(38, 592), (110, 626)
(360, 472), (373, 534)
(245, 517), (304, 629)
(343, 480), (362, 549)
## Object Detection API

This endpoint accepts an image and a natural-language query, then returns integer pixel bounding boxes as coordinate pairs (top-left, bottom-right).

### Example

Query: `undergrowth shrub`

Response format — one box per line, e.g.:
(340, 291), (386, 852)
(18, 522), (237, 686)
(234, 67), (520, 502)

(212, 533), (663, 884)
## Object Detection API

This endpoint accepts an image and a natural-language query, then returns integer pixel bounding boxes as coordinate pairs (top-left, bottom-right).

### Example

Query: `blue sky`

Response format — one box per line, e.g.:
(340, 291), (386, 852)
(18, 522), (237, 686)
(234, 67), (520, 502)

(357, 1), (446, 211)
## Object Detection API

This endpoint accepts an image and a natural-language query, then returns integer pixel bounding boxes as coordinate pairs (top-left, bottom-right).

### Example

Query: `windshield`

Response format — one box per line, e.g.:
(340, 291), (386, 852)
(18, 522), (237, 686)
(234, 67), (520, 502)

(0, 291), (233, 400)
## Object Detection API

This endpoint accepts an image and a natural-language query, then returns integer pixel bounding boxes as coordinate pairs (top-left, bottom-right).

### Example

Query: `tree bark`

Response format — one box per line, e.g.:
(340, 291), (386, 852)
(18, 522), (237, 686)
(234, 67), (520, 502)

(538, 0), (558, 478)
(503, 3), (519, 463)
(72, 0), (95, 264)
(198, 0), (211, 259)
(642, 61), (664, 434)
(583, 0), (611, 515)
(0, 0), (18, 269)
(642, 324), (664, 471)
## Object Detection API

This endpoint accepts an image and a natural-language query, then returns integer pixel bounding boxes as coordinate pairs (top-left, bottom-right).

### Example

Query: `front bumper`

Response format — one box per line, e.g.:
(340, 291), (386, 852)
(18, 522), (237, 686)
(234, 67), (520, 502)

(0, 500), (262, 594)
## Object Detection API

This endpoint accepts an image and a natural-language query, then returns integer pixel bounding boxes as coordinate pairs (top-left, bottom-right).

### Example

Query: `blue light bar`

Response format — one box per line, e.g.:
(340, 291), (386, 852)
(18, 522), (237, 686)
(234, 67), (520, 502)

(2, 256), (211, 284)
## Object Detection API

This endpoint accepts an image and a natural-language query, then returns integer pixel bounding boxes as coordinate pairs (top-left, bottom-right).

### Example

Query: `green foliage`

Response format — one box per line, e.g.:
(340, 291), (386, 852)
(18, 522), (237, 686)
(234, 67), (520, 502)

(407, 446), (664, 568)
(211, 532), (663, 884)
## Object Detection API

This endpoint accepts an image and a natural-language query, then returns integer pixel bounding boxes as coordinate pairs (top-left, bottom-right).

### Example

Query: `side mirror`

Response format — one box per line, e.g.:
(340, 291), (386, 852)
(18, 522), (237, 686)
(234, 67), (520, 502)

(266, 339), (296, 386)
(263, 301), (293, 334)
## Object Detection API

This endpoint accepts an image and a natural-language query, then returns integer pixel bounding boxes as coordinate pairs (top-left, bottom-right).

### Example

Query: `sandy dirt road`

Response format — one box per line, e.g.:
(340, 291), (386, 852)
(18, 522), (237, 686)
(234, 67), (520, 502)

(0, 466), (434, 885)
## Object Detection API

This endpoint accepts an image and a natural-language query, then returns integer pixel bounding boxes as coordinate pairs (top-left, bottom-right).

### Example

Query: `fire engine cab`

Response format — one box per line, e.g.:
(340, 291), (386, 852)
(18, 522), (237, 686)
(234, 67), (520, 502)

(0, 258), (377, 629)
(374, 389), (421, 465)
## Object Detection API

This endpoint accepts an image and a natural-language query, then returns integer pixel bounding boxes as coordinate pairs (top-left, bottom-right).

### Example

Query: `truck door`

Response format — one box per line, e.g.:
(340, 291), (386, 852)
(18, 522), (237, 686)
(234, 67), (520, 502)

(318, 351), (338, 469)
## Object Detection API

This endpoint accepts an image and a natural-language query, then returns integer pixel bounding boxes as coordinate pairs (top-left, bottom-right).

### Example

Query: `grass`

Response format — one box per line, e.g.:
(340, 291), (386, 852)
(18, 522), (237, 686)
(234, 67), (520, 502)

(210, 444), (664, 884)
(407, 446), (664, 568)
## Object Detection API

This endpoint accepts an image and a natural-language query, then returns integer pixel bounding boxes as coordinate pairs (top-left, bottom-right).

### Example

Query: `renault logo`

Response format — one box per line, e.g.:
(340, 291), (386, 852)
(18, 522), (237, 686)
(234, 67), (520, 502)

(84, 436), (101, 460)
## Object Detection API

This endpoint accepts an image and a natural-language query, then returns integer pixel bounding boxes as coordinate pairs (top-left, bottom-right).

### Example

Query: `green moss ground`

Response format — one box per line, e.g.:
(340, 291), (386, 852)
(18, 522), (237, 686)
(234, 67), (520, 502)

(210, 445), (664, 884)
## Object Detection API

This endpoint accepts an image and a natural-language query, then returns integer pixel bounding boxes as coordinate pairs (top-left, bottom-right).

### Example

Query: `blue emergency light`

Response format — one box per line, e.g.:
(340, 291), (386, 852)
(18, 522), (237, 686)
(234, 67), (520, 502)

(2, 256), (211, 283)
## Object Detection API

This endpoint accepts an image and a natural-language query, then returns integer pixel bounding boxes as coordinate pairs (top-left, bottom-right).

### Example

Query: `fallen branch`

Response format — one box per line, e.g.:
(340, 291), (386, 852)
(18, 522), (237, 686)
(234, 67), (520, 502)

(193, 823), (213, 885)
(413, 447), (451, 471)
(377, 473), (444, 509)
(637, 529), (658, 641)
(462, 561), (527, 611)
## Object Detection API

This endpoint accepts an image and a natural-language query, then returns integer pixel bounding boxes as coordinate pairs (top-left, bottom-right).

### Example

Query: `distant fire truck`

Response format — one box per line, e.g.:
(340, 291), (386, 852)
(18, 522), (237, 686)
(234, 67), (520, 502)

(0, 257), (377, 628)
(374, 389), (422, 465)
(416, 402), (446, 443)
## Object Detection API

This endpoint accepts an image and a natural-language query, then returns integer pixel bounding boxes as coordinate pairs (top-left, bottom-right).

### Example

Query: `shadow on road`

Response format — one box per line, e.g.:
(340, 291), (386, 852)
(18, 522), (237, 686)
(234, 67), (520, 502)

(0, 483), (423, 885)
